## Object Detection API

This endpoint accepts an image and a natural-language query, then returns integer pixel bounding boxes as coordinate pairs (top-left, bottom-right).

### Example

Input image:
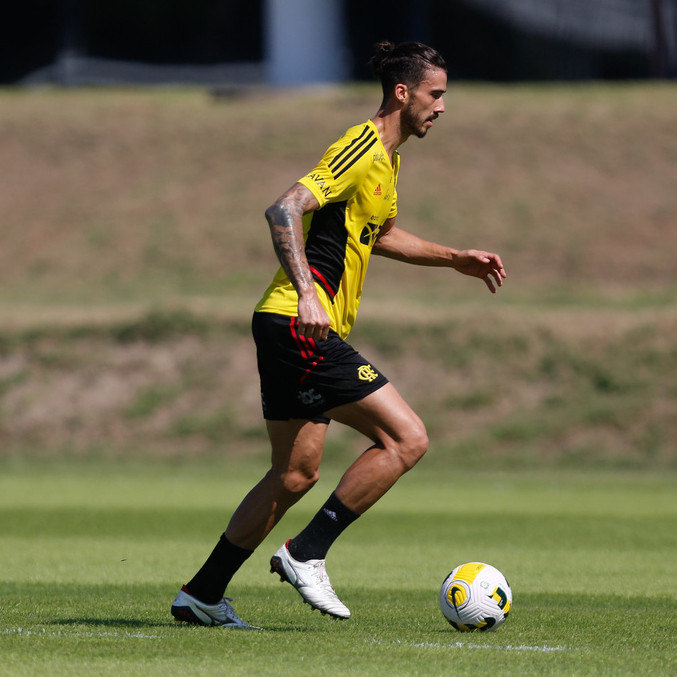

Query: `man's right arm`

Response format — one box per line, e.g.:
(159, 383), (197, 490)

(264, 183), (331, 340)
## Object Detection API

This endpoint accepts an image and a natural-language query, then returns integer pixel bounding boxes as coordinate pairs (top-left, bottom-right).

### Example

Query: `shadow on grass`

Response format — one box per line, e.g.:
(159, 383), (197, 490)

(52, 617), (311, 633)
(54, 618), (175, 629)
(2, 582), (329, 634)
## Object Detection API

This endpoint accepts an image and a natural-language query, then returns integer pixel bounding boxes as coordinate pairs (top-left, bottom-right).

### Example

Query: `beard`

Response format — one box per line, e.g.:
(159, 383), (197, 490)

(401, 101), (431, 139)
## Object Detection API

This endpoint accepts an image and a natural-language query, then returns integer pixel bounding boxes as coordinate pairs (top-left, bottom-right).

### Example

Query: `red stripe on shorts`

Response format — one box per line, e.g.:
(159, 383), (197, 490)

(289, 317), (324, 384)
(289, 316), (308, 360)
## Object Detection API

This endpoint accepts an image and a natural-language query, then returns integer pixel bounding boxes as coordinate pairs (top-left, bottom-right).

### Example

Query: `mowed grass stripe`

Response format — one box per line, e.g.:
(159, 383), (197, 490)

(2, 505), (676, 548)
(1, 583), (675, 675)
(1, 465), (676, 675)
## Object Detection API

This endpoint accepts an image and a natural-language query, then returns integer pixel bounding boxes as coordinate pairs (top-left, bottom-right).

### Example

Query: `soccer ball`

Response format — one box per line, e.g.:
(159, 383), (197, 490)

(439, 562), (512, 632)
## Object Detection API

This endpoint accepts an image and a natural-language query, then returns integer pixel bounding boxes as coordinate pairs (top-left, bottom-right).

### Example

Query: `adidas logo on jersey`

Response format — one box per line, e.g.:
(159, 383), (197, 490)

(373, 183), (382, 196)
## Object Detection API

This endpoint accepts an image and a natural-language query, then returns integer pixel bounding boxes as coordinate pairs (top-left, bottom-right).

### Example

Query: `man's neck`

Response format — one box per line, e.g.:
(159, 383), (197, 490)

(371, 105), (409, 159)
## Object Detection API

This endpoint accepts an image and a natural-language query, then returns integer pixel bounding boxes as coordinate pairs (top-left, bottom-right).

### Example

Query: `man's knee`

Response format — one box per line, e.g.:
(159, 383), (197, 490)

(396, 420), (429, 471)
(277, 467), (320, 495)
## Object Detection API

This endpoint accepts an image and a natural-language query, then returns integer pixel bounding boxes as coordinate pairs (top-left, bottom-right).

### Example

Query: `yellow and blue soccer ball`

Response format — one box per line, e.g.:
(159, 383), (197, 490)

(439, 562), (512, 632)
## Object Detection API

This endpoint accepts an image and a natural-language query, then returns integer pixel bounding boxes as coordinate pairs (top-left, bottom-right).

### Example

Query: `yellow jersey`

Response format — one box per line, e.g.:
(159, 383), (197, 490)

(255, 120), (400, 339)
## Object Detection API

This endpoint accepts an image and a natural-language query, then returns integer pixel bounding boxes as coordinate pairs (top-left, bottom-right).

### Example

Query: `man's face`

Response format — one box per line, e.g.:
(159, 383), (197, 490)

(400, 67), (447, 139)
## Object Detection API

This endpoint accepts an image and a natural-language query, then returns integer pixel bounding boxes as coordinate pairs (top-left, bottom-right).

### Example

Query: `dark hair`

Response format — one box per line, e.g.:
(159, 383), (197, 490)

(370, 41), (446, 99)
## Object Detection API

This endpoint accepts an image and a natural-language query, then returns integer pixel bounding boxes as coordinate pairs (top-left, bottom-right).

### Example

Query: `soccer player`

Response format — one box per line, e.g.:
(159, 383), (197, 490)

(171, 41), (506, 627)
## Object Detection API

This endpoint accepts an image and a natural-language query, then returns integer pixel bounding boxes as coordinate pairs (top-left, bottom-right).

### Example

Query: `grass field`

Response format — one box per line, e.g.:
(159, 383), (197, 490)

(1, 83), (676, 674)
(1, 83), (675, 466)
(1, 461), (676, 676)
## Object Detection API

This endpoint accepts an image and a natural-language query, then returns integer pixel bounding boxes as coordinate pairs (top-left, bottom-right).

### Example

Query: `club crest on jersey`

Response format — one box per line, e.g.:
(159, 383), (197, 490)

(360, 222), (381, 247)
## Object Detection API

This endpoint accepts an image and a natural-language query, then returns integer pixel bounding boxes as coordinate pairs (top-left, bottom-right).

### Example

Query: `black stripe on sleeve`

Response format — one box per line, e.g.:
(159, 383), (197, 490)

(330, 131), (376, 178)
(328, 125), (371, 174)
(333, 137), (378, 179)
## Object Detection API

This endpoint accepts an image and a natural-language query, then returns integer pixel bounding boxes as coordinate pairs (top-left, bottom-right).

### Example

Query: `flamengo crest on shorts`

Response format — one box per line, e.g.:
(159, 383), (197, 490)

(357, 364), (379, 382)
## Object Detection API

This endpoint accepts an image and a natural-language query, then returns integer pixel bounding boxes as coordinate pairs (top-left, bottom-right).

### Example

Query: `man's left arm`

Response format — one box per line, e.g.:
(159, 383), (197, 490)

(372, 217), (506, 294)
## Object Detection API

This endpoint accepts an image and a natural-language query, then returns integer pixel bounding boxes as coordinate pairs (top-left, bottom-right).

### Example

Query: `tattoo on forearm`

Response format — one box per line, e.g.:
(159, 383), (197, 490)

(265, 187), (314, 290)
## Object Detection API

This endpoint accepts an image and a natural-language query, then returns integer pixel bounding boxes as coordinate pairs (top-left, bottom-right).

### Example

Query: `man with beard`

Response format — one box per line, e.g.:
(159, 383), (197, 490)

(171, 41), (506, 628)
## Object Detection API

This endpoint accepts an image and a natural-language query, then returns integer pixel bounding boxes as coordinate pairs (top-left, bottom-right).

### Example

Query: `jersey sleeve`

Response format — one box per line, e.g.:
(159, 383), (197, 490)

(388, 188), (398, 219)
(387, 151), (400, 219)
(298, 123), (377, 209)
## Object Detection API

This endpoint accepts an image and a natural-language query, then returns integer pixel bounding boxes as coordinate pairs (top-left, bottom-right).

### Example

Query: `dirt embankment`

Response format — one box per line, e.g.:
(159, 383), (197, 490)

(0, 85), (675, 466)
(0, 85), (675, 302)
(1, 308), (674, 468)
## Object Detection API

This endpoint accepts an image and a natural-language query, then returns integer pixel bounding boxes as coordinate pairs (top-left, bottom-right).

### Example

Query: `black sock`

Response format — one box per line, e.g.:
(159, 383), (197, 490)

(185, 534), (253, 604)
(288, 492), (360, 562)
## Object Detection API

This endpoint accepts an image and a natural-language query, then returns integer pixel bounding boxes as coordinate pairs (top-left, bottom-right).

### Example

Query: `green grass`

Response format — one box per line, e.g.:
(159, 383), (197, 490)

(1, 461), (675, 675)
(1, 84), (675, 673)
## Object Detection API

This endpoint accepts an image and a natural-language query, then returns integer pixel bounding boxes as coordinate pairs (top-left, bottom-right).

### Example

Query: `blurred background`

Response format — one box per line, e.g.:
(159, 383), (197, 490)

(0, 1), (675, 469)
(3, 0), (676, 86)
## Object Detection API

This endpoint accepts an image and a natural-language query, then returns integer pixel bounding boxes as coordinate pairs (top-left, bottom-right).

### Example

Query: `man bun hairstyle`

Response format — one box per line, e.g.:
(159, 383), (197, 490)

(370, 41), (446, 100)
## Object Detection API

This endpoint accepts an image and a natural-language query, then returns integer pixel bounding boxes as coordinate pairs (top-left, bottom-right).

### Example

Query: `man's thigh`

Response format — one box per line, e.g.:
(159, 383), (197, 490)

(324, 383), (426, 446)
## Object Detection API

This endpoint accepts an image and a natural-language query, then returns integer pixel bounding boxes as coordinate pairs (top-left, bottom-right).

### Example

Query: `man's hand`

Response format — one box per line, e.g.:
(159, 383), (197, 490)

(452, 249), (507, 293)
(297, 292), (331, 341)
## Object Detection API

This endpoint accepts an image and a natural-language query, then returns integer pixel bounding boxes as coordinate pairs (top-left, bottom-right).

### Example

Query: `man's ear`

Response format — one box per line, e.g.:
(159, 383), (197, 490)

(394, 82), (409, 104)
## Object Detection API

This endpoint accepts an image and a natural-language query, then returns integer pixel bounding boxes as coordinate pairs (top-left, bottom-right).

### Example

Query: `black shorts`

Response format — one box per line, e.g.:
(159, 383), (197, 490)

(252, 311), (389, 423)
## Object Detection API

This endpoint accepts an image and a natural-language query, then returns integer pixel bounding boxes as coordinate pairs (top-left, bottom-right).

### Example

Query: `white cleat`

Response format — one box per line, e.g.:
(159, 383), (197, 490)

(171, 586), (260, 629)
(270, 540), (351, 619)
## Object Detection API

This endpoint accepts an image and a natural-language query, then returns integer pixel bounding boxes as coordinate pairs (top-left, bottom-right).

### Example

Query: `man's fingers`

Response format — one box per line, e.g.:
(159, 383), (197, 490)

(482, 252), (506, 277)
(298, 321), (329, 341)
(298, 322), (313, 339)
(490, 253), (506, 272)
(314, 324), (329, 341)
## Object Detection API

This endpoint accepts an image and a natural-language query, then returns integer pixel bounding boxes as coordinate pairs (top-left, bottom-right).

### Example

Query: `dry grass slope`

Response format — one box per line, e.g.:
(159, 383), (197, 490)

(0, 85), (675, 465)
(1, 84), (675, 303)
